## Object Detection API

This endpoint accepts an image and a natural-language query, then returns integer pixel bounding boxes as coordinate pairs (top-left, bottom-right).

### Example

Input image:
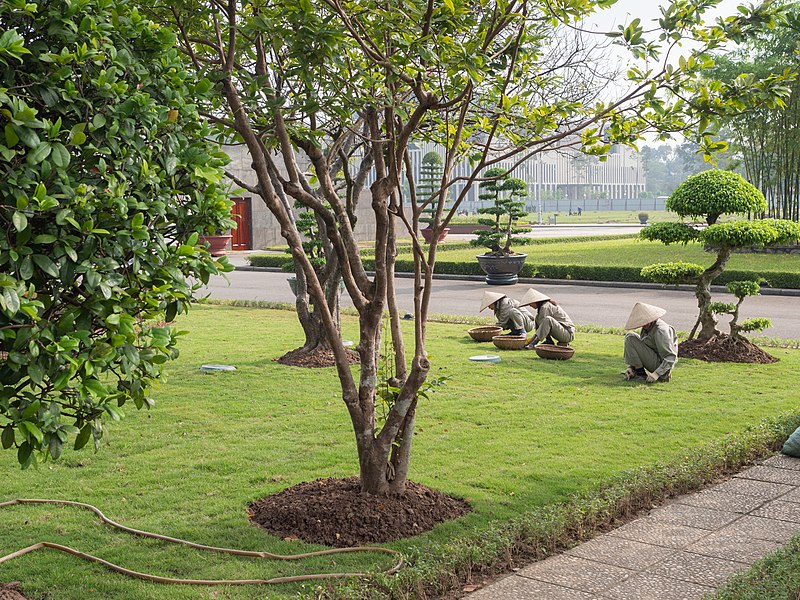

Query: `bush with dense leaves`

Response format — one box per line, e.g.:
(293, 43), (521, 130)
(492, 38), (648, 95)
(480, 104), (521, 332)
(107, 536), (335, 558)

(667, 169), (767, 224)
(0, 0), (234, 466)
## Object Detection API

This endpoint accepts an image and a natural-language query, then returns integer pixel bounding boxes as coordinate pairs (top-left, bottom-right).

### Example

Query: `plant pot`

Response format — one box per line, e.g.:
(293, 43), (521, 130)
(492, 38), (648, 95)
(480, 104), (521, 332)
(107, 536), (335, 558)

(199, 234), (232, 257)
(476, 253), (527, 285)
(421, 226), (450, 243)
(638, 216), (648, 224)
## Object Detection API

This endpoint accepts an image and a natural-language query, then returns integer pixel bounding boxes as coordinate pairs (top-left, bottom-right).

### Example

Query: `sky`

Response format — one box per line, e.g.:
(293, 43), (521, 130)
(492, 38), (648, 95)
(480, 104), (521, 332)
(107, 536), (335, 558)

(588, 0), (747, 32)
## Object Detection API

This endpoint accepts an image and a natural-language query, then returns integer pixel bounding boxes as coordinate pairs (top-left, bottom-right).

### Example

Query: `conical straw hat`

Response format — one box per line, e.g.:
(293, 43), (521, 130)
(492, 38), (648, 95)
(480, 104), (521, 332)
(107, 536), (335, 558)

(479, 291), (506, 312)
(520, 288), (551, 307)
(625, 302), (667, 330)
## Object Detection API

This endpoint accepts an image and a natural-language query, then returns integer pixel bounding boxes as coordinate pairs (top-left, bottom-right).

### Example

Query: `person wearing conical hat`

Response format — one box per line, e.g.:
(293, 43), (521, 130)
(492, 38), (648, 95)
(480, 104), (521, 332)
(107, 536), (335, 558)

(519, 288), (575, 349)
(622, 302), (678, 383)
(479, 291), (534, 337)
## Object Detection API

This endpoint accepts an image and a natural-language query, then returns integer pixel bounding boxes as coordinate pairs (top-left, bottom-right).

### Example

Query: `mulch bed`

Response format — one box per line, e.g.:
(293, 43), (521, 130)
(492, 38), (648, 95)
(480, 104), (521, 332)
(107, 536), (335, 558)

(248, 476), (471, 548)
(275, 346), (360, 368)
(0, 583), (28, 600)
(679, 334), (778, 364)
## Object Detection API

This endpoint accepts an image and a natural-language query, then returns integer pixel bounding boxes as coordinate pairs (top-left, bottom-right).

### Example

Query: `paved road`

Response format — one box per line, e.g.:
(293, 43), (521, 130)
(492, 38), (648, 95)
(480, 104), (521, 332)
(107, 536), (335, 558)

(203, 268), (800, 339)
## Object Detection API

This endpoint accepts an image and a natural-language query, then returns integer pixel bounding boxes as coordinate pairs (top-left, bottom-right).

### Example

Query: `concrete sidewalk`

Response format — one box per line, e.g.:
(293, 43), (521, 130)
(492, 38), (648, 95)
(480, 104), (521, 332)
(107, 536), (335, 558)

(467, 454), (800, 600)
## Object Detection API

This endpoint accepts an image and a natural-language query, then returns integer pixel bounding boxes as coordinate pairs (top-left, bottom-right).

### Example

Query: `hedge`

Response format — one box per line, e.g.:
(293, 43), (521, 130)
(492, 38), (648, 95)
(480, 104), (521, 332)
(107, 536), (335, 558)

(246, 255), (800, 289)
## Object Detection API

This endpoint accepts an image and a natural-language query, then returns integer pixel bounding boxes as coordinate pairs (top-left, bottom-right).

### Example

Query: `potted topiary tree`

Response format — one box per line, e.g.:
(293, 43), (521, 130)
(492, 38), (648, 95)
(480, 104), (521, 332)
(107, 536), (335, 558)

(417, 151), (450, 243)
(472, 167), (529, 285)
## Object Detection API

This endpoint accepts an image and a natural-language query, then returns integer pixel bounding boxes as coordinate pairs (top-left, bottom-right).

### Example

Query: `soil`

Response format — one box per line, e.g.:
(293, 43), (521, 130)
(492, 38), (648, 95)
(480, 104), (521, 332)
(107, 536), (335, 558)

(0, 583), (28, 600)
(679, 334), (778, 364)
(248, 476), (471, 548)
(275, 346), (360, 368)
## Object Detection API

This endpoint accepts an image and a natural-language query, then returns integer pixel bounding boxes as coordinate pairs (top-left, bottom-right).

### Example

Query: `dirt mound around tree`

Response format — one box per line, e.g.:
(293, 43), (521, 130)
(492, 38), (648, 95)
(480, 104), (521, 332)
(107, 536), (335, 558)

(275, 347), (360, 368)
(248, 476), (471, 547)
(679, 335), (778, 364)
(0, 583), (29, 600)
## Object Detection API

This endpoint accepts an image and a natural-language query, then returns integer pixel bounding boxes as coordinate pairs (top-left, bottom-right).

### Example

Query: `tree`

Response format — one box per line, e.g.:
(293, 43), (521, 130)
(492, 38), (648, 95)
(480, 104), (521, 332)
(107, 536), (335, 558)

(709, 280), (771, 341)
(711, 5), (800, 221)
(472, 168), (529, 255)
(155, 0), (793, 495)
(0, 0), (233, 467)
(641, 170), (800, 340)
(417, 151), (449, 241)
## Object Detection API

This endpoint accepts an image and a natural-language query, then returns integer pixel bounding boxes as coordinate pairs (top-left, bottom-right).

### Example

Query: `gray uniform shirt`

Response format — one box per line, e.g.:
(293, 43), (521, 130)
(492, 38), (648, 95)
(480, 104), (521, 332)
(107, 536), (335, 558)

(535, 302), (575, 332)
(640, 319), (679, 376)
(494, 297), (535, 332)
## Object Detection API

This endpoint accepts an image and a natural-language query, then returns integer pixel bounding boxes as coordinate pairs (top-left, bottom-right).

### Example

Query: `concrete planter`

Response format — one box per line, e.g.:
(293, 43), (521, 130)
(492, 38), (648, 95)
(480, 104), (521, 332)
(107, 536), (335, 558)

(421, 226), (450, 243)
(476, 253), (528, 285)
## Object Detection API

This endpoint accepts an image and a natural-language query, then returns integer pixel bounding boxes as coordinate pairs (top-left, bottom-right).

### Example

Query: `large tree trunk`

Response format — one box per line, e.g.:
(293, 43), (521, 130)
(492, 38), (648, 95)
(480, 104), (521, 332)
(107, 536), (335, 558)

(292, 261), (342, 355)
(693, 246), (732, 341)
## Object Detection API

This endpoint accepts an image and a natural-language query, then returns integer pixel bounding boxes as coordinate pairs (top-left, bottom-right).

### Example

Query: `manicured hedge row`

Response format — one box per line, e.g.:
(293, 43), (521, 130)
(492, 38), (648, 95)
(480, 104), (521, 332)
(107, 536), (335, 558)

(246, 254), (800, 289)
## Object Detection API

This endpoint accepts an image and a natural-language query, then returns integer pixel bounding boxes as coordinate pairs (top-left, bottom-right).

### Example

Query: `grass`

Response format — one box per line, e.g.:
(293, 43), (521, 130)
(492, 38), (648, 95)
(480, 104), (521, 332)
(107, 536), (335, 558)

(709, 534), (800, 600)
(445, 210), (739, 226)
(413, 236), (800, 276)
(2, 305), (800, 599)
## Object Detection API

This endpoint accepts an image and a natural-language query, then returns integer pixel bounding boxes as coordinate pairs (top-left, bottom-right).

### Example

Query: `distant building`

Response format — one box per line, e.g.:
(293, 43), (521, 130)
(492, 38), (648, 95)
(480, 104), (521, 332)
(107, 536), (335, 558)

(404, 142), (646, 213)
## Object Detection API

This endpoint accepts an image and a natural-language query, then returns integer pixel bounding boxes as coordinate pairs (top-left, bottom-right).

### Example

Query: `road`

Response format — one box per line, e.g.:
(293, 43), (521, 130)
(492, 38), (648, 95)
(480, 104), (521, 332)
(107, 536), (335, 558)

(203, 268), (800, 339)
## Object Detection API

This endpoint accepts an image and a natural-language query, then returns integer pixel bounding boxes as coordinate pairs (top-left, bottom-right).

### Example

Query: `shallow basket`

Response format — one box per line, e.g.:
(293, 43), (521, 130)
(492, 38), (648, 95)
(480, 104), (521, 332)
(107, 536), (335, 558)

(492, 334), (528, 350)
(468, 326), (503, 342)
(534, 343), (575, 360)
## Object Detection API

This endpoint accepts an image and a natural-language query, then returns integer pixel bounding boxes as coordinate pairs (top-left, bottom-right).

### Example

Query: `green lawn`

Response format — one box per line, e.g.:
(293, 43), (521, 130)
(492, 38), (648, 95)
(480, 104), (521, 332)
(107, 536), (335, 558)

(422, 236), (800, 276)
(446, 210), (737, 226)
(2, 306), (800, 599)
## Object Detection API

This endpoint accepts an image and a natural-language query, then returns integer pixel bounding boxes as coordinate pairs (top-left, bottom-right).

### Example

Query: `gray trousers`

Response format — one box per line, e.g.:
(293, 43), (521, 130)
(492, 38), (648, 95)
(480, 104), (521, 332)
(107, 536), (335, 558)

(623, 332), (662, 372)
(536, 316), (574, 344)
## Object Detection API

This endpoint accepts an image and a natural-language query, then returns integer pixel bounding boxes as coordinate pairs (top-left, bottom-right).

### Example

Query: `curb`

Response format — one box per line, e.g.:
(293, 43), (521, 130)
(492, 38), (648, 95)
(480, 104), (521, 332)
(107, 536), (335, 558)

(232, 266), (800, 297)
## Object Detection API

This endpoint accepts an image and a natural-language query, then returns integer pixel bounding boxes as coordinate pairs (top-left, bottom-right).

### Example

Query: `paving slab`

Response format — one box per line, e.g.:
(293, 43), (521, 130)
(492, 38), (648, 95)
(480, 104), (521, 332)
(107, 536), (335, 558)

(565, 536), (673, 570)
(673, 489), (766, 514)
(518, 554), (635, 594)
(467, 454), (800, 599)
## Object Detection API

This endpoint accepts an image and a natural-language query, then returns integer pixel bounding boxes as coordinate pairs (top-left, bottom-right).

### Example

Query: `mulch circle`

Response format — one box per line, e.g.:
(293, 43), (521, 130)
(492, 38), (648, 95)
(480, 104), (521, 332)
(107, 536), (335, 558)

(248, 476), (471, 548)
(0, 583), (28, 600)
(275, 346), (360, 368)
(679, 334), (778, 364)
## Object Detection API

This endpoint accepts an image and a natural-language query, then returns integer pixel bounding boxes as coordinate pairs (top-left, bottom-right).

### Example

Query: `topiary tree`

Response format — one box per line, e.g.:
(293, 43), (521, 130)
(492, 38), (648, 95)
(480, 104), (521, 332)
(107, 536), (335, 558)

(0, 0), (233, 467)
(641, 171), (800, 340)
(472, 168), (529, 256)
(708, 280), (771, 342)
(417, 151), (449, 241)
(666, 169), (767, 225)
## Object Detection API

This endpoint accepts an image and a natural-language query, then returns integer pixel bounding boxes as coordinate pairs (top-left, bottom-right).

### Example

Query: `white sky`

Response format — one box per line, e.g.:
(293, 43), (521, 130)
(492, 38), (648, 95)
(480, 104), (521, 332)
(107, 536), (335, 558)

(588, 0), (747, 32)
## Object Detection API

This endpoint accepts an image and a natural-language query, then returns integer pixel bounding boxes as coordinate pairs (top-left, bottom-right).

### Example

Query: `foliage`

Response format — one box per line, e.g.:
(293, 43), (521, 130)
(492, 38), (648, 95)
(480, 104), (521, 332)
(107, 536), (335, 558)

(709, 533), (800, 600)
(667, 169), (767, 225)
(3, 305), (800, 598)
(417, 151), (447, 230)
(701, 219), (800, 248)
(0, 0), (233, 467)
(710, 5), (800, 222)
(739, 317), (771, 333)
(640, 222), (702, 245)
(154, 0), (796, 495)
(282, 204), (324, 272)
(640, 262), (705, 285)
(471, 168), (529, 255)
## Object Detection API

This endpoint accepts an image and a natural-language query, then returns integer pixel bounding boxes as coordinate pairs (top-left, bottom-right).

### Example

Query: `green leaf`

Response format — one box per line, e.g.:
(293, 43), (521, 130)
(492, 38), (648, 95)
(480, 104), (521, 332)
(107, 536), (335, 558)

(51, 142), (70, 168)
(32, 254), (59, 277)
(20, 421), (44, 444)
(2, 287), (21, 315)
(84, 378), (107, 397)
(74, 424), (91, 450)
(27, 141), (52, 165)
(1, 426), (14, 449)
(12, 211), (27, 232)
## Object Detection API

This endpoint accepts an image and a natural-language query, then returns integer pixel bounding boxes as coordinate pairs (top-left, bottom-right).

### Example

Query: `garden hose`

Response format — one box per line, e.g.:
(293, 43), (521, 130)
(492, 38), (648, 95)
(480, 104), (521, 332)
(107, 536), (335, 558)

(0, 499), (404, 585)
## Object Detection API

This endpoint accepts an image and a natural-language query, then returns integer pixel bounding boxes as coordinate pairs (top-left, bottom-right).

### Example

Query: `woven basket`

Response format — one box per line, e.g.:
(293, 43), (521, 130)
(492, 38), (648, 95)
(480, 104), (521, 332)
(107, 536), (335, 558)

(534, 343), (575, 360)
(492, 334), (528, 350)
(468, 326), (503, 342)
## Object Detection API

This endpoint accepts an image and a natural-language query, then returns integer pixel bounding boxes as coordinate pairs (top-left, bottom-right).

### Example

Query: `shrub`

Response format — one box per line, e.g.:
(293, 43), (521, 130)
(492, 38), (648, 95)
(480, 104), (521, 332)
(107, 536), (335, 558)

(668, 170), (767, 225)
